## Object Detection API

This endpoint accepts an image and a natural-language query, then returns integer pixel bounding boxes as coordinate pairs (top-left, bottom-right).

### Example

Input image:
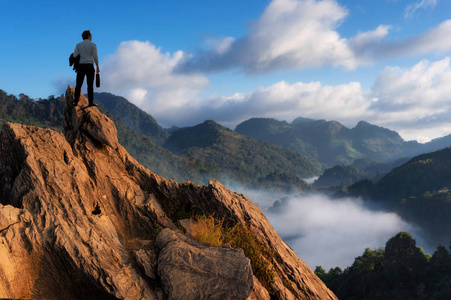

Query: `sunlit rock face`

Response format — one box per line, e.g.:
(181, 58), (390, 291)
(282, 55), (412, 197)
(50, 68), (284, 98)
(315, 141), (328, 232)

(0, 86), (337, 300)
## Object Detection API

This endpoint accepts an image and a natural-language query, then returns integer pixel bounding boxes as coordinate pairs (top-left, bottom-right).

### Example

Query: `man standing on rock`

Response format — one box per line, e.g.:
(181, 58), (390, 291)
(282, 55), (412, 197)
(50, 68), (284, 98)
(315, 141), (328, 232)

(73, 30), (100, 107)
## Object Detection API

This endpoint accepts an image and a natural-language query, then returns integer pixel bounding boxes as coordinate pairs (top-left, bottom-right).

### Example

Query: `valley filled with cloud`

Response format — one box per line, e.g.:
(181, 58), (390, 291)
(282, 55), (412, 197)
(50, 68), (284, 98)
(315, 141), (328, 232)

(232, 186), (427, 270)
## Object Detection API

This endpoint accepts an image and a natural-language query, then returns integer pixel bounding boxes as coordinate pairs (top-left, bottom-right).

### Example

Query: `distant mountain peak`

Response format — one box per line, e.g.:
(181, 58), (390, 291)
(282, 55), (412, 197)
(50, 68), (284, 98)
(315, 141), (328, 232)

(201, 119), (224, 129)
(352, 120), (403, 141)
(291, 116), (318, 125)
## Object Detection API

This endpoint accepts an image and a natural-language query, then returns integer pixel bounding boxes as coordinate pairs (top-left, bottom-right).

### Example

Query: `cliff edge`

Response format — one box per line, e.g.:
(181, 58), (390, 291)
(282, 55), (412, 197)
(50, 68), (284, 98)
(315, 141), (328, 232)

(0, 86), (337, 300)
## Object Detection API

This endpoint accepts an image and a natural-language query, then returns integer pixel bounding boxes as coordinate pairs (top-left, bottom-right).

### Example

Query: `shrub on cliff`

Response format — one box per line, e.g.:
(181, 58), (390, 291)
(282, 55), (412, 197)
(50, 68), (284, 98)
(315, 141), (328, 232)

(190, 215), (275, 289)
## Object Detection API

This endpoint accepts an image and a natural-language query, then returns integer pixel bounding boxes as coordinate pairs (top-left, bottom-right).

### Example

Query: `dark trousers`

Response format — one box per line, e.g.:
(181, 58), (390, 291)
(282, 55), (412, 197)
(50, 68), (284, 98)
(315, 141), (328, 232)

(75, 64), (95, 104)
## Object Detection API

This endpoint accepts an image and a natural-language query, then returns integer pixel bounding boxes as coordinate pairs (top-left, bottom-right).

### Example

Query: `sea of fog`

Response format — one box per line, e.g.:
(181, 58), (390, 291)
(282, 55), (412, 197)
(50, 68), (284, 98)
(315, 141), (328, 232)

(224, 182), (431, 271)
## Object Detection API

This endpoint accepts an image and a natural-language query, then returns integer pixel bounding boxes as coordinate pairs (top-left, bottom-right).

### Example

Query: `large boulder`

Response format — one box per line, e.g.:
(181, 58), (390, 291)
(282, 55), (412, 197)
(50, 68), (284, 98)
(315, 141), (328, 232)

(156, 228), (253, 300)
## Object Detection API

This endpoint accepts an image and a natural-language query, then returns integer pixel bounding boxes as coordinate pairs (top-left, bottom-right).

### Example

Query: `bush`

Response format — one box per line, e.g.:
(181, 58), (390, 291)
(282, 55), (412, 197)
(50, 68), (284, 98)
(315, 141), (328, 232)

(190, 215), (275, 288)
(191, 215), (224, 246)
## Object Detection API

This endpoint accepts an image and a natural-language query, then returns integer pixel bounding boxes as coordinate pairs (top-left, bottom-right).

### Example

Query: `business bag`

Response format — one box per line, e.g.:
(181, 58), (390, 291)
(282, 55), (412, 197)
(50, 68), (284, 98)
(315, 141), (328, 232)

(96, 72), (100, 88)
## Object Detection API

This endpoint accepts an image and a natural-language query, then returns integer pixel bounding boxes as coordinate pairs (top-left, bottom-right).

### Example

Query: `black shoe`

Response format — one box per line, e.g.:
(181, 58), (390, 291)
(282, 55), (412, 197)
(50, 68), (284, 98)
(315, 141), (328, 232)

(88, 103), (97, 107)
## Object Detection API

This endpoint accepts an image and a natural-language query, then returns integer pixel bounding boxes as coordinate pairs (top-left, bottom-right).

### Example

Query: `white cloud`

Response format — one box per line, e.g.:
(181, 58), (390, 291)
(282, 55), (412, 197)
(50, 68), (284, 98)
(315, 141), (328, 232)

(239, 0), (356, 72)
(126, 88), (148, 106)
(409, 19), (451, 54)
(159, 80), (370, 129)
(377, 20), (451, 59)
(177, 0), (451, 73)
(101, 40), (209, 112)
(349, 25), (391, 64)
(244, 81), (369, 122)
(404, 0), (438, 18)
(177, 0), (358, 73)
(369, 57), (451, 140)
(254, 192), (421, 270)
(204, 36), (236, 55)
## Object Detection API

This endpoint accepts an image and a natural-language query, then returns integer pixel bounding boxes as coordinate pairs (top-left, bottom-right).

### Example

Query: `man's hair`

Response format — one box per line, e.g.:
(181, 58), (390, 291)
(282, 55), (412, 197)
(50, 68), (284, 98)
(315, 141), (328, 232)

(82, 30), (91, 40)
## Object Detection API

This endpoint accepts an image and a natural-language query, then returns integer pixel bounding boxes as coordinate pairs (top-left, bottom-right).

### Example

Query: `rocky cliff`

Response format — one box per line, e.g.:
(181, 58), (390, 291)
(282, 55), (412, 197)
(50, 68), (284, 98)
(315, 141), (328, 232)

(0, 86), (337, 300)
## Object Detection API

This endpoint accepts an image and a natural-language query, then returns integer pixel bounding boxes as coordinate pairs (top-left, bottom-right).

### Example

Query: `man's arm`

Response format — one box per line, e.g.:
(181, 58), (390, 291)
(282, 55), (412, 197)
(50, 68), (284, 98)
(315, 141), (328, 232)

(94, 58), (100, 73)
(73, 45), (79, 57)
(93, 44), (100, 73)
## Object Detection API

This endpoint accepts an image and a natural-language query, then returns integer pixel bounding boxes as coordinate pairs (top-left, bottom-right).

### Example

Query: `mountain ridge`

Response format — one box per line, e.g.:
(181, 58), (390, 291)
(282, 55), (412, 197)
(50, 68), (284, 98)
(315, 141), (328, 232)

(235, 117), (451, 167)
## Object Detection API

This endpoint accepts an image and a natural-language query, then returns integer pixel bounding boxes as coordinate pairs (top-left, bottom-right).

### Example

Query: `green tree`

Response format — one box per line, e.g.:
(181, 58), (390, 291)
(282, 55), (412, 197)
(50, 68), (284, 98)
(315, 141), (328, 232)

(314, 266), (326, 279)
(384, 232), (426, 266)
(427, 245), (451, 298)
(383, 232), (428, 297)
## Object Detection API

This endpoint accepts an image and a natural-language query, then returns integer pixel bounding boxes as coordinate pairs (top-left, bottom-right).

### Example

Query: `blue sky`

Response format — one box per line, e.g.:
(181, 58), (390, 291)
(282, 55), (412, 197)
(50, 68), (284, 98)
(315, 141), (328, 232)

(2, 0), (451, 142)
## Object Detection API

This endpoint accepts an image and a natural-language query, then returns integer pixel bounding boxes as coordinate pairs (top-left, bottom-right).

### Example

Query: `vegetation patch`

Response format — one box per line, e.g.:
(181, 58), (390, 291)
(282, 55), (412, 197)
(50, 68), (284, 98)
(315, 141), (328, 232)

(190, 215), (275, 288)
(416, 158), (433, 165)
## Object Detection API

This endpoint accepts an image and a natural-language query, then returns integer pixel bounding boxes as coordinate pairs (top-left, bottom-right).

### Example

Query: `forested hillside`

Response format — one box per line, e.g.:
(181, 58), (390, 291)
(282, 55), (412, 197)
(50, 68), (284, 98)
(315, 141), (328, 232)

(313, 157), (410, 189)
(94, 92), (169, 145)
(0, 90), (65, 130)
(347, 147), (451, 246)
(164, 120), (320, 186)
(372, 147), (451, 201)
(313, 165), (367, 188)
(316, 232), (451, 299)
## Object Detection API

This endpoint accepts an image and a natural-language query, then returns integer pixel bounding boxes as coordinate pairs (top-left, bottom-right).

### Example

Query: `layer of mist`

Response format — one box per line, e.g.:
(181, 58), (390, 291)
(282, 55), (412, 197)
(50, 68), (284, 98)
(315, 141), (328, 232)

(225, 182), (430, 270)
